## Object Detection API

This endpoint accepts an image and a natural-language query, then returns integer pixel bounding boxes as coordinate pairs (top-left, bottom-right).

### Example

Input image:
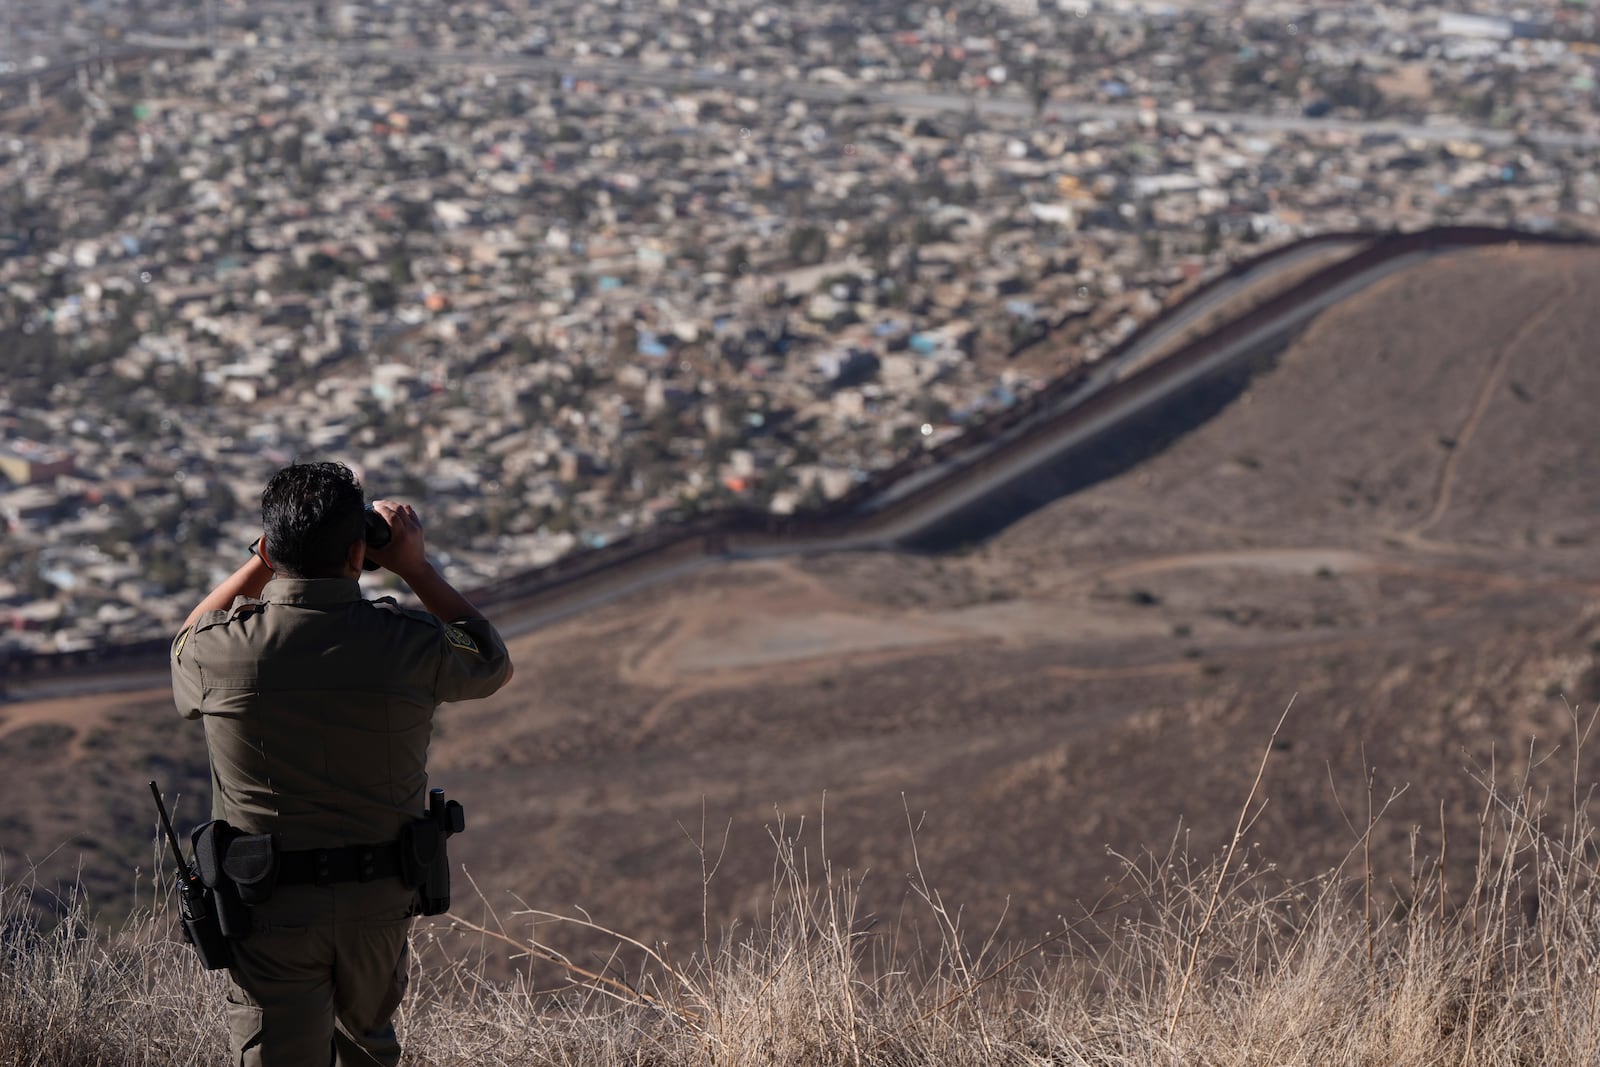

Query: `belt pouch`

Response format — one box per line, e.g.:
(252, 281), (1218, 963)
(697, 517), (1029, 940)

(190, 821), (255, 939)
(220, 832), (278, 905)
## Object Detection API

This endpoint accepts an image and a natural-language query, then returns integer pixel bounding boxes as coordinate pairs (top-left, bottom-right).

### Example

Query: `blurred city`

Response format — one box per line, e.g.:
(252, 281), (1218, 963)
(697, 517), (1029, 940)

(2, 0), (1598, 653)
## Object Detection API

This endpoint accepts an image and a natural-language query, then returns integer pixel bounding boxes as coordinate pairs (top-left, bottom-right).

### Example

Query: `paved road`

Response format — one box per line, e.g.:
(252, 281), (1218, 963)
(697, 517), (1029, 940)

(122, 32), (1600, 150)
(0, 45), (153, 91)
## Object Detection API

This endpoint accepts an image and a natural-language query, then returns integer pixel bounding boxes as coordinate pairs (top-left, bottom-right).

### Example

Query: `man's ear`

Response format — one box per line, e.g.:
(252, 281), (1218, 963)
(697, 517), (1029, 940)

(346, 538), (366, 576)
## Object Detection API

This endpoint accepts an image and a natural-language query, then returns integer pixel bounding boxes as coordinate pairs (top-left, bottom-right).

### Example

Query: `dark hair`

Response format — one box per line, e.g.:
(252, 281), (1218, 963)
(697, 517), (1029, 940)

(261, 462), (366, 578)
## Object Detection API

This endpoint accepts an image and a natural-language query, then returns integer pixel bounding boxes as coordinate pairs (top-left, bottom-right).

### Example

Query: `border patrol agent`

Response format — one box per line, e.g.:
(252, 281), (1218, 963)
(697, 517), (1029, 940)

(171, 462), (513, 1066)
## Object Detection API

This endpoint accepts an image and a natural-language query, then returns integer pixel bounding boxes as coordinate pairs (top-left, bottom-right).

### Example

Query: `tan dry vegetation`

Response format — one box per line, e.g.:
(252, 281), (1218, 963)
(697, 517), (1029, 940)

(8, 737), (1600, 1065)
(4, 244), (1600, 979)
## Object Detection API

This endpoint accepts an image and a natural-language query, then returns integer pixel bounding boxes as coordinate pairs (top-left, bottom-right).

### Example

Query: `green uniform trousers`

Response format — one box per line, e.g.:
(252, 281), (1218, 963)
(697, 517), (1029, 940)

(223, 882), (415, 1067)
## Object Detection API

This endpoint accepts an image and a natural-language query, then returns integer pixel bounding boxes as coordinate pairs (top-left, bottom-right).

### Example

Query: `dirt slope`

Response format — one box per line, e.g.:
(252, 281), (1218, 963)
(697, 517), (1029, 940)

(7, 244), (1600, 972)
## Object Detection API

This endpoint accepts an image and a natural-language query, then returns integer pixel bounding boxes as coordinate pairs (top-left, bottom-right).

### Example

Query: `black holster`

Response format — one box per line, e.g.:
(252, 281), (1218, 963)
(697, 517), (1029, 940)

(191, 820), (279, 939)
(400, 818), (451, 915)
(401, 789), (464, 915)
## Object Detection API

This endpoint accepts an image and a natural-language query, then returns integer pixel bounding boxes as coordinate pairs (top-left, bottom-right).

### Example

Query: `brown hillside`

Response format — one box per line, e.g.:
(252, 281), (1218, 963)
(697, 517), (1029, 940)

(6, 244), (1600, 972)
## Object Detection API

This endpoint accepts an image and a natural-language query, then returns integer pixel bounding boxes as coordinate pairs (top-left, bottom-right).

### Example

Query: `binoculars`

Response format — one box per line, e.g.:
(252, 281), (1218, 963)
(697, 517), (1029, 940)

(360, 506), (391, 571)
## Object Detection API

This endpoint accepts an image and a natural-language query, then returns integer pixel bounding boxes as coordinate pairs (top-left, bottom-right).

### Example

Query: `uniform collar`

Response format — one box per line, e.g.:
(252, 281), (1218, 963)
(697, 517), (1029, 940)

(263, 577), (364, 606)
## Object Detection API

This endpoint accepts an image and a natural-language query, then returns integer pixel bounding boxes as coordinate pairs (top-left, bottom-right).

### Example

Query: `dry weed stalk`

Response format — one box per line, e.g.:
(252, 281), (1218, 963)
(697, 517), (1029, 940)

(1164, 695), (1295, 1040)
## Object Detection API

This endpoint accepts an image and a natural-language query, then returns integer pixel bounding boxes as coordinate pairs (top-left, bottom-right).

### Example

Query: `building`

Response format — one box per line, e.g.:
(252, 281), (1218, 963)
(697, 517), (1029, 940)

(0, 439), (75, 486)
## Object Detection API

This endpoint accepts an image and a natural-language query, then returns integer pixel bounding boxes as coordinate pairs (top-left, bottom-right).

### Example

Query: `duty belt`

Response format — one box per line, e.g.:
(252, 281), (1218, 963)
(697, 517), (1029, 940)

(276, 842), (404, 886)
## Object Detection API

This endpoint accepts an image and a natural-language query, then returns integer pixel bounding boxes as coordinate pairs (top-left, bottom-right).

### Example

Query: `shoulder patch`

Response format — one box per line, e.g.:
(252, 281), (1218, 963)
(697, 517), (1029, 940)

(444, 624), (480, 655)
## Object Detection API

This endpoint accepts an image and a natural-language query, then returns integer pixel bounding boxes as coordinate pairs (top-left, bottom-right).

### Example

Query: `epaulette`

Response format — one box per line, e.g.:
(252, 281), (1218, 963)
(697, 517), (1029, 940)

(191, 608), (237, 634)
(368, 596), (441, 627)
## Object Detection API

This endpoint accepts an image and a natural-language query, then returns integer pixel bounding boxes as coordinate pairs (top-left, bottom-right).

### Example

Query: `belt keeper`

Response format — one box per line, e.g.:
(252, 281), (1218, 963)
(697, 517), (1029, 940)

(358, 847), (376, 882)
(313, 849), (333, 887)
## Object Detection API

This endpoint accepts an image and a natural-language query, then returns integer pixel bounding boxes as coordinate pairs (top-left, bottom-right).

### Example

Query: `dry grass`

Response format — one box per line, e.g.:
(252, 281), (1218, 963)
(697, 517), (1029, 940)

(0, 872), (229, 1066)
(8, 715), (1600, 1066)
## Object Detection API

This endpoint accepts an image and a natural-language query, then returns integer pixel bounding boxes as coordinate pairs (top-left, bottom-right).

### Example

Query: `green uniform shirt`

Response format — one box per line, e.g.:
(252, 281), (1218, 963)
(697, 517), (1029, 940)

(171, 577), (511, 852)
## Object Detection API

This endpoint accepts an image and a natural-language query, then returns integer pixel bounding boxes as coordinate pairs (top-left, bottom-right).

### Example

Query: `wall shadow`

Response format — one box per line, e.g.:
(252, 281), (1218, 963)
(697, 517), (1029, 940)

(900, 335), (1294, 552)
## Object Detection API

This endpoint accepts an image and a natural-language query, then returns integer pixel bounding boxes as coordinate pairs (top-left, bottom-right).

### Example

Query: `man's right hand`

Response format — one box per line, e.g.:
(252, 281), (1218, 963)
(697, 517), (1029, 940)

(366, 499), (493, 637)
(366, 500), (428, 579)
